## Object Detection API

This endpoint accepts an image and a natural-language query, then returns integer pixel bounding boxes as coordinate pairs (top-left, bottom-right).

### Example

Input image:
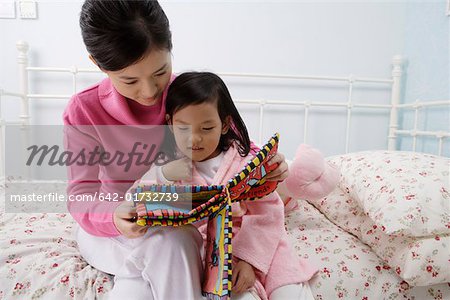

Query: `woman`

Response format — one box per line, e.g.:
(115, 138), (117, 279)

(65, 1), (289, 299)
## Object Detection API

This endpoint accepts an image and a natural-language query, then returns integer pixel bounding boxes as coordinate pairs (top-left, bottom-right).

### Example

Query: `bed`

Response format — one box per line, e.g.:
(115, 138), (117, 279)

(0, 41), (449, 299)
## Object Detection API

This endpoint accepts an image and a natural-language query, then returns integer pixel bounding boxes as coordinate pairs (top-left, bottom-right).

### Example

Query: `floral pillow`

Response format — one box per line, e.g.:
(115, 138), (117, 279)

(327, 151), (450, 237)
(308, 187), (450, 286)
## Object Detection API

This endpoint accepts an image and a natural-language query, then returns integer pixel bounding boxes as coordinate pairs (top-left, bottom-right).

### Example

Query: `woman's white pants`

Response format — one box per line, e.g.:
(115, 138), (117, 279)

(76, 225), (204, 300)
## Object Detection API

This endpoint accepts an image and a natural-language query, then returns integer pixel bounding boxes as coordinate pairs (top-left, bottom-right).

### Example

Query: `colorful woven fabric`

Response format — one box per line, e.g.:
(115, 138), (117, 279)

(131, 133), (280, 300)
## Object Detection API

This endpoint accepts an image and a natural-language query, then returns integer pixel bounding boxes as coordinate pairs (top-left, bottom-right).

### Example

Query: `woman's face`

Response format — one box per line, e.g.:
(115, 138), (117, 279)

(104, 49), (172, 106)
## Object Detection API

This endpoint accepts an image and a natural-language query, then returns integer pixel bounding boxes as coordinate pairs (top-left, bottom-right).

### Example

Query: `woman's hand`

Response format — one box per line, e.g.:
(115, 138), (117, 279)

(113, 200), (148, 238)
(161, 157), (192, 181)
(232, 260), (256, 294)
(266, 152), (289, 182)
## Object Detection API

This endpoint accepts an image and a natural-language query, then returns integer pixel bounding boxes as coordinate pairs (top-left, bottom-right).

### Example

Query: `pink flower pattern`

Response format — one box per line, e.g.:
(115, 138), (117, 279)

(0, 189), (113, 299)
(286, 200), (450, 299)
(329, 151), (450, 237)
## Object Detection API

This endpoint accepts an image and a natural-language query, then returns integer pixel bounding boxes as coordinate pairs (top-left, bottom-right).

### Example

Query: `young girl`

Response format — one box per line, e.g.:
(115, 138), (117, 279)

(135, 72), (317, 300)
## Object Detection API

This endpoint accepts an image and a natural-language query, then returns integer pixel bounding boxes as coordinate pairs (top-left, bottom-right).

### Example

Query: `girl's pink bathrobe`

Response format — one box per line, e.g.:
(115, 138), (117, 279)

(137, 143), (317, 299)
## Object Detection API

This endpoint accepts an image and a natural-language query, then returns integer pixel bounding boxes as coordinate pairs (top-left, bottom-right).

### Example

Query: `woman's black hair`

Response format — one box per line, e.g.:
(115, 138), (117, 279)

(166, 72), (251, 157)
(80, 0), (172, 71)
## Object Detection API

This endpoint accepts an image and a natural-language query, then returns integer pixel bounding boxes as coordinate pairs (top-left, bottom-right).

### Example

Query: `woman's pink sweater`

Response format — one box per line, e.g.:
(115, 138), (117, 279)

(63, 77), (170, 237)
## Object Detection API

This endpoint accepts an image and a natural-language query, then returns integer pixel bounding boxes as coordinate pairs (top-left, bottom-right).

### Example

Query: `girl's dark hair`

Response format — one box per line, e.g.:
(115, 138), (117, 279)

(166, 72), (251, 157)
(80, 0), (172, 71)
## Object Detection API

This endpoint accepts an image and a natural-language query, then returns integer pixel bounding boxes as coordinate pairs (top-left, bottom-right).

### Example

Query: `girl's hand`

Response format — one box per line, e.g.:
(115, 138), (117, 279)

(161, 157), (192, 181)
(113, 200), (148, 238)
(266, 152), (289, 182)
(232, 260), (256, 294)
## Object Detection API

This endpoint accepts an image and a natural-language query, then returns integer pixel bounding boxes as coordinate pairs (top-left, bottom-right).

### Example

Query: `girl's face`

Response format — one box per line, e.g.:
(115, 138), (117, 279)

(103, 49), (172, 106)
(168, 102), (230, 162)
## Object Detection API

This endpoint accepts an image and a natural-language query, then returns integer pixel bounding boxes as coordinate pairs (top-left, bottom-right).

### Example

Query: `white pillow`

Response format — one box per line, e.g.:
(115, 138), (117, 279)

(328, 151), (450, 237)
(308, 187), (450, 286)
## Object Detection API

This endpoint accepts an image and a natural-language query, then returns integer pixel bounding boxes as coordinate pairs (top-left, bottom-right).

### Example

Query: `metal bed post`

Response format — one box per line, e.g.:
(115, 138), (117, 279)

(303, 101), (310, 144)
(258, 99), (266, 145)
(345, 75), (355, 153)
(388, 55), (404, 151)
(17, 41), (31, 180)
(17, 41), (30, 126)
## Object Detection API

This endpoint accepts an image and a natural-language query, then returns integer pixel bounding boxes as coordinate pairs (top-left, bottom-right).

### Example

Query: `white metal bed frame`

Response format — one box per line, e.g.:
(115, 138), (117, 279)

(1, 41), (449, 177)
